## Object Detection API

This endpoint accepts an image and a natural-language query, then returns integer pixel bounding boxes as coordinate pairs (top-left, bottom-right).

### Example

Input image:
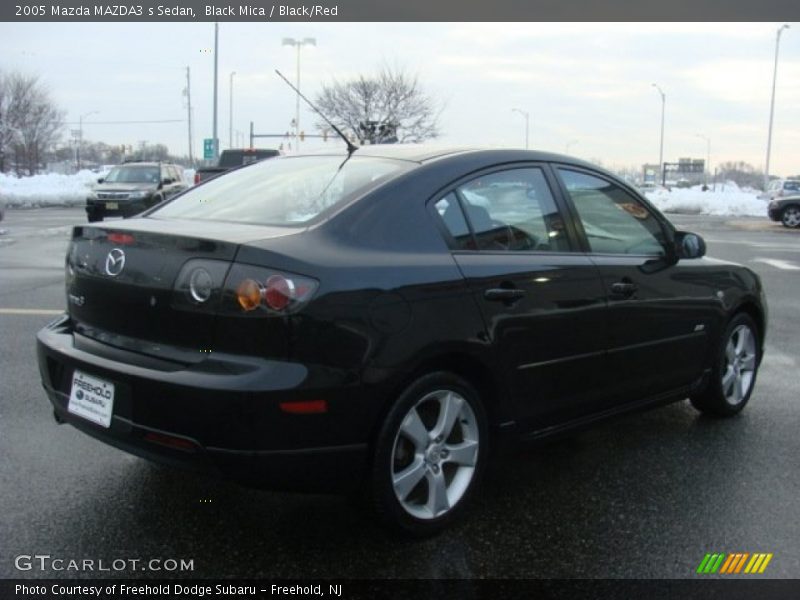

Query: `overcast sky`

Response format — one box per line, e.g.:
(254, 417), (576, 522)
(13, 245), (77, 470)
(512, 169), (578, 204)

(2, 22), (799, 175)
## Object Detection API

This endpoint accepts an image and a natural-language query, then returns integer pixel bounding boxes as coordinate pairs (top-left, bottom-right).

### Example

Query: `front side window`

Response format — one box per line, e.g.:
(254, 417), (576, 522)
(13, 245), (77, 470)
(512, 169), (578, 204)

(558, 169), (667, 256)
(436, 168), (569, 252)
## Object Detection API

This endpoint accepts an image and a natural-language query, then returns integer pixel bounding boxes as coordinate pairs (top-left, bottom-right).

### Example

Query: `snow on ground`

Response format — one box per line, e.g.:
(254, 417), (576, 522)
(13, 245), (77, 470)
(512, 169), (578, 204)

(0, 170), (769, 218)
(644, 181), (768, 217)
(0, 170), (104, 208)
(0, 168), (195, 208)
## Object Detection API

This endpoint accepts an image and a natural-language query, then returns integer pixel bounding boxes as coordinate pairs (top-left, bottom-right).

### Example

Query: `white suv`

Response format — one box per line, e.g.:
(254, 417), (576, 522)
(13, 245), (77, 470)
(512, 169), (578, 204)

(760, 179), (800, 200)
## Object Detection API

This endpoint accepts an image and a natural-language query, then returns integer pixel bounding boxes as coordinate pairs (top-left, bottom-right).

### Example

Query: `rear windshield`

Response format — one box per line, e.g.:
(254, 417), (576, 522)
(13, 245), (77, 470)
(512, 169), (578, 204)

(105, 166), (160, 184)
(152, 155), (410, 226)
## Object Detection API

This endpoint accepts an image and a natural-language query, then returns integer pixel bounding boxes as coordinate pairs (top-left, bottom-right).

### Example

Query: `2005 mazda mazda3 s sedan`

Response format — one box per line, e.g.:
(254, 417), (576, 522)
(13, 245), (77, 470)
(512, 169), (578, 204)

(37, 146), (767, 535)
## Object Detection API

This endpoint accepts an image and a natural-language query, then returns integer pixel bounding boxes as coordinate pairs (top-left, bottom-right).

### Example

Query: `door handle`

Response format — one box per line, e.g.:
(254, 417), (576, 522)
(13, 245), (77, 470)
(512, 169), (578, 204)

(484, 288), (526, 302)
(610, 281), (637, 298)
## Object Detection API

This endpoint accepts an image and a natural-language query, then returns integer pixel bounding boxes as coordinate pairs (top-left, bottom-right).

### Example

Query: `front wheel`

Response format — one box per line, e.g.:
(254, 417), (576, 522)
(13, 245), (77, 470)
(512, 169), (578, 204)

(691, 313), (761, 417)
(781, 205), (800, 228)
(371, 372), (488, 536)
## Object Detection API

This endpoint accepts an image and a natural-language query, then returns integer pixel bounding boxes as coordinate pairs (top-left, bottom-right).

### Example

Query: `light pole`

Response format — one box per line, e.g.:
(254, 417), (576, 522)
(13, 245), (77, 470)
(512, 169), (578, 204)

(77, 110), (98, 171)
(229, 71), (236, 149)
(212, 22), (219, 160)
(695, 133), (711, 186)
(652, 83), (665, 184)
(765, 24), (790, 191)
(282, 37), (316, 151)
(511, 108), (529, 149)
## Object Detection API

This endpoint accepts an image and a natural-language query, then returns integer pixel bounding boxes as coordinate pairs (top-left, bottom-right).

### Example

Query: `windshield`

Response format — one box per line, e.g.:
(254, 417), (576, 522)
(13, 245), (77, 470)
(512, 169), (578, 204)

(104, 166), (160, 184)
(152, 155), (411, 226)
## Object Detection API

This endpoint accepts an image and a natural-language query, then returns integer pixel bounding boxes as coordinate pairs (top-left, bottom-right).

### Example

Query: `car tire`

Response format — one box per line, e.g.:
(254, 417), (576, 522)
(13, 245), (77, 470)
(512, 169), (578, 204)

(780, 205), (800, 228)
(87, 211), (102, 223)
(690, 313), (761, 417)
(370, 372), (488, 537)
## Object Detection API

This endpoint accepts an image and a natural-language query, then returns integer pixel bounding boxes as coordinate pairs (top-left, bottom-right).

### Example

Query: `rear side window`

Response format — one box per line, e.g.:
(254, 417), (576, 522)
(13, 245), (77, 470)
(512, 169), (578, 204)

(435, 167), (569, 252)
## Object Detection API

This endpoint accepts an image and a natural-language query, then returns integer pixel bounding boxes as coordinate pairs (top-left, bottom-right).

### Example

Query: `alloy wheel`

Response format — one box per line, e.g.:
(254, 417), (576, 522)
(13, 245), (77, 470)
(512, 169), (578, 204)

(782, 206), (800, 228)
(390, 389), (479, 520)
(721, 324), (757, 406)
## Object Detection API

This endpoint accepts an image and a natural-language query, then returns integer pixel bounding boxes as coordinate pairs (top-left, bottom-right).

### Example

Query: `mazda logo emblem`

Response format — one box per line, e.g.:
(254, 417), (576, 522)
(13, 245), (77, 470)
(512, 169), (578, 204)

(105, 248), (126, 277)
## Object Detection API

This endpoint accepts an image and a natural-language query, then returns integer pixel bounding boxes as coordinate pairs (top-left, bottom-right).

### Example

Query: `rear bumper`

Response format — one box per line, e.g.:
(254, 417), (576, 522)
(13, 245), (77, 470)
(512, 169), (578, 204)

(37, 315), (368, 492)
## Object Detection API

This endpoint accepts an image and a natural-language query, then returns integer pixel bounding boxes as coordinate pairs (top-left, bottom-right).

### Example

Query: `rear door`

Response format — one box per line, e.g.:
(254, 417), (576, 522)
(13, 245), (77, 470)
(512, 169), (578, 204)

(554, 167), (714, 405)
(433, 165), (610, 429)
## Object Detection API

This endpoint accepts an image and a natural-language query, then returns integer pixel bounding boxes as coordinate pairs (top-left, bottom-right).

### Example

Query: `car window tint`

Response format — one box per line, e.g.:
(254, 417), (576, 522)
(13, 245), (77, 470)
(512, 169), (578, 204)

(455, 168), (569, 252)
(558, 169), (666, 256)
(435, 194), (474, 250)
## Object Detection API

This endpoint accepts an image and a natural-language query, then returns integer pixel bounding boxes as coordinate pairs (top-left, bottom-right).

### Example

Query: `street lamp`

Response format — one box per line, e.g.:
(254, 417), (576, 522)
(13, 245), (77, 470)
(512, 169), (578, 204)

(77, 110), (98, 171)
(229, 71), (236, 149)
(511, 108), (529, 149)
(695, 133), (711, 186)
(651, 83), (665, 184)
(282, 37), (316, 151)
(764, 24), (790, 191)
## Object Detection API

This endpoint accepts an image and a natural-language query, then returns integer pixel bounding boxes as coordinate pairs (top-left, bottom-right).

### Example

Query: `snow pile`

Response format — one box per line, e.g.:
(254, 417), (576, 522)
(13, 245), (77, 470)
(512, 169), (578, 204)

(644, 182), (768, 217)
(0, 170), (100, 207)
(0, 167), (196, 208)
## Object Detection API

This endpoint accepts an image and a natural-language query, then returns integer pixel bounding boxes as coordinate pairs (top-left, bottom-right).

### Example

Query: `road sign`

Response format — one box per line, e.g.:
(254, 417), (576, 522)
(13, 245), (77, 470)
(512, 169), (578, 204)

(203, 138), (218, 160)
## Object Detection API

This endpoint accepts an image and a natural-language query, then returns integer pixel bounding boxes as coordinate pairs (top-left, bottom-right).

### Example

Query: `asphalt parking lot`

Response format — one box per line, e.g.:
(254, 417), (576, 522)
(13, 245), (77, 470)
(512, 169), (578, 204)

(0, 208), (798, 579)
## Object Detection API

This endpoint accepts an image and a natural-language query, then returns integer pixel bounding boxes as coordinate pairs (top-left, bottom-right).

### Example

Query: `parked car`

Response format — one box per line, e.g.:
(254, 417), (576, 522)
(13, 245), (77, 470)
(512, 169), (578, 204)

(86, 161), (188, 222)
(767, 195), (800, 228)
(38, 147), (767, 536)
(193, 148), (280, 184)
(759, 178), (800, 201)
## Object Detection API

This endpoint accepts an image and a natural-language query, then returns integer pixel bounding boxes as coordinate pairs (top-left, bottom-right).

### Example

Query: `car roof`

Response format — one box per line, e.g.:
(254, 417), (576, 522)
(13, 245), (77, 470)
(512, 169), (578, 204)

(298, 144), (600, 169)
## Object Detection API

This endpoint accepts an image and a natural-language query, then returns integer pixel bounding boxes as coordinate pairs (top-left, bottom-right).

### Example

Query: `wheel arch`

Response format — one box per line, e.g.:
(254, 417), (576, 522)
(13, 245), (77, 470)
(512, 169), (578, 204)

(368, 349), (507, 452)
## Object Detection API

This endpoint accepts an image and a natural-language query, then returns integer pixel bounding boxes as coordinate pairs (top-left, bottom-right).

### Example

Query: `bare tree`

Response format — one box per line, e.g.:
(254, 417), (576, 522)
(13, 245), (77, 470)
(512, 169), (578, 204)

(314, 66), (440, 145)
(0, 71), (64, 175)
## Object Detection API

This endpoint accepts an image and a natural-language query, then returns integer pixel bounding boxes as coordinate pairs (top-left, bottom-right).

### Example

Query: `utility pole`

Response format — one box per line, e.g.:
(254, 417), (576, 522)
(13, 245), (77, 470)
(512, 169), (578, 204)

(185, 66), (194, 166)
(212, 22), (219, 160)
(652, 83), (666, 183)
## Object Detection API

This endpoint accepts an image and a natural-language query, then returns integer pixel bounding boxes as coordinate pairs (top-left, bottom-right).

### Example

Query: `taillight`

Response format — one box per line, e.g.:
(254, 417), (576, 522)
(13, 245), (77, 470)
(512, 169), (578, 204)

(172, 259), (230, 312)
(226, 265), (318, 315)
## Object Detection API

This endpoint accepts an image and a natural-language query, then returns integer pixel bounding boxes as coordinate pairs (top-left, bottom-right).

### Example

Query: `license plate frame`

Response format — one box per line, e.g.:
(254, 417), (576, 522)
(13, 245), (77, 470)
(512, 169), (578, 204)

(68, 370), (115, 428)
(105, 201), (119, 210)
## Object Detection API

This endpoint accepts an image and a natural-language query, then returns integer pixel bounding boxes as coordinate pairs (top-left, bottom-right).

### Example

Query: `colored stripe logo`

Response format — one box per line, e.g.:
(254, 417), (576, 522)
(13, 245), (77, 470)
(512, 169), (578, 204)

(696, 553), (773, 574)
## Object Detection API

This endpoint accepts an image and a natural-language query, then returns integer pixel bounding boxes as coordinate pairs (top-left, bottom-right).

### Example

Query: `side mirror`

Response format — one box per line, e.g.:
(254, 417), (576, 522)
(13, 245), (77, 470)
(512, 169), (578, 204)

(674, 231), (706, 259)
(97, 178), (105, 184)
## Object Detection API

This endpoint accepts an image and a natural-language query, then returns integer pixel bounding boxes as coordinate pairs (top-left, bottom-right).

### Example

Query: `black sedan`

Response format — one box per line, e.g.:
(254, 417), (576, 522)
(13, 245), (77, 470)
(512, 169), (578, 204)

(37, 147), (767, 536)
(767, 195), (800, 228)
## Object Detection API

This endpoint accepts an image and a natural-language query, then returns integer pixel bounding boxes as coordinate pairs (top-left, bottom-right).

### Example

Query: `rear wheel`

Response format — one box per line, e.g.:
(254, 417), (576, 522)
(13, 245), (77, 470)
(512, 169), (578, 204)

(781, 205), (800, 228)
(371, 372), (487, 536)
(691, 313), (760, 417)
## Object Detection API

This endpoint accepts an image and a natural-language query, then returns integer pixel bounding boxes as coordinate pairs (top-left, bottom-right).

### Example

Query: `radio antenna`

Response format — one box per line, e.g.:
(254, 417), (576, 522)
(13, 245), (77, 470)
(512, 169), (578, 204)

(275, 69), (358, 155)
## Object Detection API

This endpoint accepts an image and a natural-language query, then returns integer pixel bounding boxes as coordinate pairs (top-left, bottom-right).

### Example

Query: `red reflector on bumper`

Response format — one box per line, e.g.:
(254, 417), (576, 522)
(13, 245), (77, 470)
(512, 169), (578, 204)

(144, 432), (198, 452)
(279, 400), (328, 414)
(107, 232), (135, 245)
